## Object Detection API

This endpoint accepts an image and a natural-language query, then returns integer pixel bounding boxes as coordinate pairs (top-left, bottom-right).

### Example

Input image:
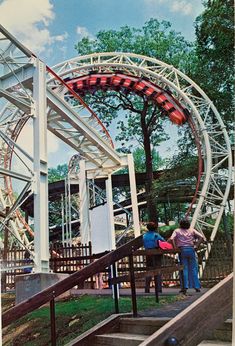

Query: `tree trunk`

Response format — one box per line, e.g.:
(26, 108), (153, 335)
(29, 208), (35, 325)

(140, 103), (158, 226)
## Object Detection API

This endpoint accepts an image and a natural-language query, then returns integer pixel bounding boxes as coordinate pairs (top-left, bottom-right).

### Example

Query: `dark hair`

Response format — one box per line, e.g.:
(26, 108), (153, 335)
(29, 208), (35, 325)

(146, 222), (157, 231)
(179, 219), (190, 229)
(24, 251), (30, 259)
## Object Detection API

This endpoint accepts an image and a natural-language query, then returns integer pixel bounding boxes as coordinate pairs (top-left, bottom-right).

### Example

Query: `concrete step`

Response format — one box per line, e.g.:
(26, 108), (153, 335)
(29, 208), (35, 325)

(197, 340), (232, 345)
(212, 319), (232, 342)
(95, 332), (148, 346)
(119, 316), (171, 335)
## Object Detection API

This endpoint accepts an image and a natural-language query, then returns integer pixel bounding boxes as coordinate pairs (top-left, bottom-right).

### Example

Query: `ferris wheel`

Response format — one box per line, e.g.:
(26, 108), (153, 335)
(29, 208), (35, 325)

(0, 26), (232, 272)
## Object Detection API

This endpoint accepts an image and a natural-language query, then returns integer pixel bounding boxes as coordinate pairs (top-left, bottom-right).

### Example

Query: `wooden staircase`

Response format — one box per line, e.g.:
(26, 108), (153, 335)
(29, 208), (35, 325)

(66, 314), (233, 346)
(95, 317), (171, 346)
(66, 274), (233, 346)
(66, 316), (171, 346)
(197, 318), (232, 346)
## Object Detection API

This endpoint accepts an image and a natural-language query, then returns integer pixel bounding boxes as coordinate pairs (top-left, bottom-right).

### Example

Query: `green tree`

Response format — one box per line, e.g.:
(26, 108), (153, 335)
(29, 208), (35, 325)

(75, 19), (194, 224)
(133, 147), (165, 173)
(48, 164), (68, 183)
(194, 0), (234, 126)
(48, 164), (68, 228)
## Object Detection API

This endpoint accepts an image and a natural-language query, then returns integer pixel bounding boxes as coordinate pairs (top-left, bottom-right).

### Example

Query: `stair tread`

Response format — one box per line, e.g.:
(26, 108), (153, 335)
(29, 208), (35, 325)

(96, 332), (148, 341)
(119, 316), (171, 325)
(198, 340), (232, 345)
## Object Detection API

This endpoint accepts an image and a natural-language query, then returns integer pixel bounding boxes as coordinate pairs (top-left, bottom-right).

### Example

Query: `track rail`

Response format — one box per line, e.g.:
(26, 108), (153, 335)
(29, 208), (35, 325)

(51, 52), (232, 238)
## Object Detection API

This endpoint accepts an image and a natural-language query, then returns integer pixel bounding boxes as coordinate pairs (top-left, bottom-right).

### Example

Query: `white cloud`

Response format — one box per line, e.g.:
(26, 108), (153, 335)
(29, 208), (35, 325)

(0, 0), (68, 54)
(171, 1), (193, 15)
(76, 26), (94, 39)
(143, 0), (199, 17)
(54, 32), (69, 42)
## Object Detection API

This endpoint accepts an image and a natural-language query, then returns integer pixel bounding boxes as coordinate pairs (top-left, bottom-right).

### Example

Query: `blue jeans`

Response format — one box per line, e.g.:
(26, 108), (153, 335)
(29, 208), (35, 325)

(179, 247), (201, 289)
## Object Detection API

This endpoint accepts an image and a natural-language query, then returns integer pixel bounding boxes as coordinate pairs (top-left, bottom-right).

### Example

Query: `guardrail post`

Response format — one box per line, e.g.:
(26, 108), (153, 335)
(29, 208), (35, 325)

(129, 253), (137, 317)
(50, 292), (56, 346)
(154, 275), (159, 303)
(112, 263), (119, 313)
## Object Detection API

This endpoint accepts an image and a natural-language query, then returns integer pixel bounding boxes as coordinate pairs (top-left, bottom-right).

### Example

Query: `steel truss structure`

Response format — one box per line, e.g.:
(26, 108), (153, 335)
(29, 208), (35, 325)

(0, 26), (232, 273)
(51, 53), (232, 230)
(0, 26), (140, 271)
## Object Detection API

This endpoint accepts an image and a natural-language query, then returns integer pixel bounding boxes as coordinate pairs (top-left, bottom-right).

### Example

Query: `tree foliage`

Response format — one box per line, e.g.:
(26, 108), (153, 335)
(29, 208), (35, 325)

(48, 164), (68, 183)
(48, 164), (68, 227)
(133, 147), (165, 173)
(194, 0), (234, 126)
(75, 19), (194, 72)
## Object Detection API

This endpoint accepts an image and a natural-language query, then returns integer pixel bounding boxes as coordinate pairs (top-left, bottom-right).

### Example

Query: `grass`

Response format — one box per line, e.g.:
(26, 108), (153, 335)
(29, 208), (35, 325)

(2, 293), (181, 346)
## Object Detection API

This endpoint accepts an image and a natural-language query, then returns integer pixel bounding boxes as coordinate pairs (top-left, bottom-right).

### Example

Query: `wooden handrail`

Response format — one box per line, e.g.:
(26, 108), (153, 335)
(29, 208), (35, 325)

(109, 265), (184, 285)
(133, 249), (179, 256)
(2, 235), (143, 328)
(50, 252), (109, 262)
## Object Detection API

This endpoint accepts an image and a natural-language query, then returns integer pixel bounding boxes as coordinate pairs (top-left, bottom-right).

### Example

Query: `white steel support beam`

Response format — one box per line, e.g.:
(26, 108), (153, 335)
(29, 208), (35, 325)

(33, 58), (49, 273)
(127, 154), (140, 237)
(105, 174), (116, 250)
(0, 167), (31, 182)
(47, 89), (122, 166)
(0, 64), (34, 90)
(79, 159), (90, 244)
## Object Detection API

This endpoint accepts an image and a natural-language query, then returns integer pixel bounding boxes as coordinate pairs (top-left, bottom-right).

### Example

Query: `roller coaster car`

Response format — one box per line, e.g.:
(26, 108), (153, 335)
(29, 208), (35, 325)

(134, 81), (146, 91)
(112, 76), (122, 85)
(144, 86), (155, 96)
(65, 72), (189, 125)
(169, 110), (187, 125)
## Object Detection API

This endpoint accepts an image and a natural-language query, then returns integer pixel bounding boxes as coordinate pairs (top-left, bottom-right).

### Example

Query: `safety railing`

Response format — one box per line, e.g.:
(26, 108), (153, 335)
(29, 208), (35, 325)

(2, 235), (143, 345)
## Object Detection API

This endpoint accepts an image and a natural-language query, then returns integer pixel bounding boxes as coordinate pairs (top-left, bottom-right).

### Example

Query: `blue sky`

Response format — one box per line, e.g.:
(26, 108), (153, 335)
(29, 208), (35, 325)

(46, 0), (204, 66)
(0, 0), (205, 168)
(0, 0), (204, 65)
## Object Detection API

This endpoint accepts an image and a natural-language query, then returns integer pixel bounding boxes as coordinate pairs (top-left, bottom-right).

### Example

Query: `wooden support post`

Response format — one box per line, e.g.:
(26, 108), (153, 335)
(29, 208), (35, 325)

(112, 263), (119, 314)
(154, 275), (159, 303)
(129, 254), (137, 317)
(50, 296), (56, 346)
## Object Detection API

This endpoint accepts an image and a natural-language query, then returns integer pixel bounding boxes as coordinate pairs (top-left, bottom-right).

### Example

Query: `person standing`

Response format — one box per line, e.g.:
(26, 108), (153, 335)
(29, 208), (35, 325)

(23, 251), (32, 274)
(170, 218), (205, 294)
(143, 222), (165, 293)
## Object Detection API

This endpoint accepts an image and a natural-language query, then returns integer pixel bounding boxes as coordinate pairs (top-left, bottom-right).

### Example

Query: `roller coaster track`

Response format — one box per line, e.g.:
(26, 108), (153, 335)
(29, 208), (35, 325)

(0, 26), (232, 275)
(49, 53), (233, 235)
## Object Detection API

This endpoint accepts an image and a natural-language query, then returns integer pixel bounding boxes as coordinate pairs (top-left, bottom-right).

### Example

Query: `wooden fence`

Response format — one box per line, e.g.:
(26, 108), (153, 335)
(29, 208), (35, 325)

(1, 248), (32, 291)
(1, 234), (233, 292)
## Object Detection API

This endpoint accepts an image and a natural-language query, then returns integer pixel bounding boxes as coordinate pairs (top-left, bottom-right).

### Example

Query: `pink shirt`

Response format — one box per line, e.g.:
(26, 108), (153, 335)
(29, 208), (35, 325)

(170, 228), (205, 248)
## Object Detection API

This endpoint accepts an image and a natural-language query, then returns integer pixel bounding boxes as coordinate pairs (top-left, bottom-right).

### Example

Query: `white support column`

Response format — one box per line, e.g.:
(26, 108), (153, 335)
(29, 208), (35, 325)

(105, 174), (116, 250)
(79, 159), (90, 244)
(127, 154), (140, 237)
(33, 58), (49, 273)
(61, 194), (65, 246)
